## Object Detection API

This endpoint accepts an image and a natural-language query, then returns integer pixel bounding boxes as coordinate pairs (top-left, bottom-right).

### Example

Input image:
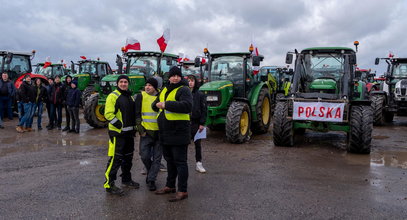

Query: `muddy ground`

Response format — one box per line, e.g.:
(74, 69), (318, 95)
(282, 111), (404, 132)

(0, 112), (406, 219)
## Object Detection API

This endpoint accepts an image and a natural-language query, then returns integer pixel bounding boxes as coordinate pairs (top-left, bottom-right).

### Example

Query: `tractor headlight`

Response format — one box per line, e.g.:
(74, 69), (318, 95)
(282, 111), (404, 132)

(101, 81), (107, 86)
(207, 96), (219, 102)
(110, 81), (117, 87)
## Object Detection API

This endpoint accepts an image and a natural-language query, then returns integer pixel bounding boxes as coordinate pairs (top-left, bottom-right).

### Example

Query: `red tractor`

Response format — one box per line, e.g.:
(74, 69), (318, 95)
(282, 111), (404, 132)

(0, 50), (48, 88)
(355, 68), (380, 93)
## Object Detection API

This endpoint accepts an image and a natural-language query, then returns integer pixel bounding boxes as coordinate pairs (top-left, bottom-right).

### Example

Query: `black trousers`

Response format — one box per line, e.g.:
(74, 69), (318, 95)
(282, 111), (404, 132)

(64, 104), (70, 128)
(104, 135), (134, 188)
(67, 106), (80, 131)
(163, 144), (188, 192)
(191, 122), (202, 162)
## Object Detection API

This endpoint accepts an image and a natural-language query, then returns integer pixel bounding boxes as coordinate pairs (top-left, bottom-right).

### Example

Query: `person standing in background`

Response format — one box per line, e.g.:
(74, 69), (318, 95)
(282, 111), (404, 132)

(62, 75), (72, 132)
(28, 78), (47, 130)
(16, 75), (35, 133)
(0, 72), (16, 121)
(66, 79), (81, 133)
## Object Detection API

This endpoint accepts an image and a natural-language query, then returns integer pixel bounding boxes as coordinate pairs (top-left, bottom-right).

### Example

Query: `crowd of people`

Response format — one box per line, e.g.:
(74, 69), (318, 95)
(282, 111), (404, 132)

(0, 72), (81, 133)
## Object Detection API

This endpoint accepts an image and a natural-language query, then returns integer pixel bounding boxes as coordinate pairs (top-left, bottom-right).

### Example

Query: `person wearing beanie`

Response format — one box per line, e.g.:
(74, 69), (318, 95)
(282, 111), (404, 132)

(27, 78), (47, 130)
(135, 77), (161, 191)
(16, 74), (36, 133)
(104, 75), (139, 195)
(62, 75), (72, 131)
(187, 74), (207, 173)
(66, 79), (81, 133)
(152, 66), (193, 202)
(49, 75), (64, 130)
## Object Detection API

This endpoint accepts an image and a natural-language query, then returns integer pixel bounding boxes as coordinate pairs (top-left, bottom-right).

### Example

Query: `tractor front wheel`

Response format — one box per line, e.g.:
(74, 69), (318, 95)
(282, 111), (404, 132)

(252, 88), (271, 134)
(273, 101), (294, 146)
(84, 94), (108, 128)
(347, 105), (373, 154)
(226, 102), (251, 143)
(82, 86), (95, 106)
(370, 94), (386, 126)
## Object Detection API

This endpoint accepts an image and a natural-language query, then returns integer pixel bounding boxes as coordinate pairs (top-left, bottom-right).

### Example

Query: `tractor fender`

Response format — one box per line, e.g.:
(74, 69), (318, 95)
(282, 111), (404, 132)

(14, 73), (48, 89)
(350, 100), (371, 106)
(248, 82), (270, 120)
(369, 90), (388, 105)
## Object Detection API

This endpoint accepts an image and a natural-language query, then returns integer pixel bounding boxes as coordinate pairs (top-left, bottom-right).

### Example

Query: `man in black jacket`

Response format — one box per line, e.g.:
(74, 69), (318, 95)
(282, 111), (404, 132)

(28, 78), (48, 130)
(16, 75), (36, 132)
(0, 72), (16, 121)
(62, 75), (72, 131)
(66, 79), (81, 133)
(153, 66), (192, 202)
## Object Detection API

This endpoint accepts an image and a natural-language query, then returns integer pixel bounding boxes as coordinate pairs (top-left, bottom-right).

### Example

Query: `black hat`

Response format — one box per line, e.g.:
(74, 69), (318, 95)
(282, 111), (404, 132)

(145, 77), (158, 91)
(117, 75), (130, 84)
(168, 66), (182, 78)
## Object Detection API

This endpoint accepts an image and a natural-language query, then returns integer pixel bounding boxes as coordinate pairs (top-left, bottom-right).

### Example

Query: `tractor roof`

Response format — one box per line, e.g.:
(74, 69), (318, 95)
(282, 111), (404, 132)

(78, 60), (110, 65)
(36, 63), (64, 66)
(211, 52), (264, 59)
(302, 47), (355, 54)
(390, 58), (407, 63)
(125, 51), (178, 58)
(0, 50), (33, 56)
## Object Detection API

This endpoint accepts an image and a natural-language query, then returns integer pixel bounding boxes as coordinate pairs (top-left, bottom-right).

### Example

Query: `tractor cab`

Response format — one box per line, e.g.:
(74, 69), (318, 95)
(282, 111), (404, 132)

(34, 63), (66, 79)
(180, 58), (208, 84)
(0, 50), (48, 88)
(70, 59), (113, 90)
(260, 66), (292, 97)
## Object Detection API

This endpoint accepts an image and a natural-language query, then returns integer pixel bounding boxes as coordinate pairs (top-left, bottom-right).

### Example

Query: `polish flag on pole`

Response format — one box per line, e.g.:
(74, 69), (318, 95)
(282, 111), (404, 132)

(43, 56), (52, 69)
(80, 56), (87, 60)
(157, 28), (170, 53)
(125, 37), (141, 52)
(389, 51), (394, 58)
(250, 43), (260, 75)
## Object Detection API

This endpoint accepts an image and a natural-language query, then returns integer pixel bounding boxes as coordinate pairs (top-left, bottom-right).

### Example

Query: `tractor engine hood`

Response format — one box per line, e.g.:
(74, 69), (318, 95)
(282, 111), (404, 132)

(309, 78), (337, 93)
(395, 79), (407, 99)
(200, 80), (233, 91)
(199, 80), (234, 108)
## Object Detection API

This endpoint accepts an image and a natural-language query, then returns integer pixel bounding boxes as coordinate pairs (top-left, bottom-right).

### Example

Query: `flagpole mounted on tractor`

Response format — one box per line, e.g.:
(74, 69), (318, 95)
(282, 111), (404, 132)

(157, 28), (171, 77)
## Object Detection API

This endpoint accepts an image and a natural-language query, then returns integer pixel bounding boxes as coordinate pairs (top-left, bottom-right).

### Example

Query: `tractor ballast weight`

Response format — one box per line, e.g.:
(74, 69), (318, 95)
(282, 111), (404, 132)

(273, 44), (373, 154)
(199, 47), (274, 143)
(84, 50), (179, 128)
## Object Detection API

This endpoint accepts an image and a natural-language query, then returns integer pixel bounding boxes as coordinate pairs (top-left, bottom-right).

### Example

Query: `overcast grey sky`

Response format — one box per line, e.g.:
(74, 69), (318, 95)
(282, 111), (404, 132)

(1, 0), (406, 74)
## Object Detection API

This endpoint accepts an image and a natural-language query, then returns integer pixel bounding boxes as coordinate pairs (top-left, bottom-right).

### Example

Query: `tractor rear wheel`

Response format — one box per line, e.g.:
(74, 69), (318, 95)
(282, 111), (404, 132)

(226, 102), (251, 143)
(370, 94), (385, 126)
(84, 94), (108, 128)
(273, 101), (294, 146)
(252, 88), (271, 134)
(82, 86), (95, 106)
(347, 105), (373, 154)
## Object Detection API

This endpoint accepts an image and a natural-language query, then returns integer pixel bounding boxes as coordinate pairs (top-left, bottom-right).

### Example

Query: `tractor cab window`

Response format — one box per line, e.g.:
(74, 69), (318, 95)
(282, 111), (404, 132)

(304, 53), (344, 82)
(211, 56), (244, 82)
(80, 62), (97, 75)
(393, 63), (407, 78)
(3, 55), (31, 80)
(160, 57), (177, 76)
(182, 64), (200, 77)
(128, 56), (157, 78)
(97, 64), (107, 77)
(54, 66), (64, 77)
(38, 66), (52, 78)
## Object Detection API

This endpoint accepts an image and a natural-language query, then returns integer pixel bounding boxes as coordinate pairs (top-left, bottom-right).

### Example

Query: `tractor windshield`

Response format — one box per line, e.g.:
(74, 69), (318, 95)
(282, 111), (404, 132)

(36, 66), (52, 77)
(392, 63), (407, 78)
(182, 64), (200, 76)
(211, 56), (244, 81)
(79, 62), (97, 75)
(304, 53), (344, 81)
(127, 56), (157, 78)
(0, 55), (31, 80)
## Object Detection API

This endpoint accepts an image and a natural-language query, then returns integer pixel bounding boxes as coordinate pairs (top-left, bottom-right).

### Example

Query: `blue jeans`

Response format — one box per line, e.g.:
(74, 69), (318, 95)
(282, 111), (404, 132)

(0, 96), (13, 120)
(29, 102), (43, 128)
(139, 134), (163, 182)
(18, 102), (34, 128)
(18, 101), (24, 123)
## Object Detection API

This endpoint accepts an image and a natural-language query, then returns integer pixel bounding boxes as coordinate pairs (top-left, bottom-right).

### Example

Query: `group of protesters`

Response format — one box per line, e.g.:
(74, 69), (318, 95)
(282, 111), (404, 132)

(103, 66), (207, 202)
(0, 72), (81, 133)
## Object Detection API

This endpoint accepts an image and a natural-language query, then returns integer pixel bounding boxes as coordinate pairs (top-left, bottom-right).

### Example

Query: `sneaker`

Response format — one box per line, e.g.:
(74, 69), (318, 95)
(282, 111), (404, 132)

(62, 127), (70, 131)
(147, 181), (157, 191)
(141, 167), (147, 175)
(160, 163), (167, 172)
(16, 126), (24, 133)
(196, 162), (206, 173)
(75, 130), (80, 134)
(106, 185), (124, 196)
(122, 180), (140, 189)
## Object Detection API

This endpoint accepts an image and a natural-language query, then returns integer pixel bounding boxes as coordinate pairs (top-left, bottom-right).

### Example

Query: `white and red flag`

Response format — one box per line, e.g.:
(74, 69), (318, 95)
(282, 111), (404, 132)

(80, 56), (87, 60)
(157, 28), (170, 53)
(125, 37), (141, 52)
(43, 56), (51, 69)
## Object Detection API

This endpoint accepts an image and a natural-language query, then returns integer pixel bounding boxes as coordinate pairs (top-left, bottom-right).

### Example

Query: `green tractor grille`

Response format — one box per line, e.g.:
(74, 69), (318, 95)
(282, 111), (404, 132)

(206, 91), (222, 107)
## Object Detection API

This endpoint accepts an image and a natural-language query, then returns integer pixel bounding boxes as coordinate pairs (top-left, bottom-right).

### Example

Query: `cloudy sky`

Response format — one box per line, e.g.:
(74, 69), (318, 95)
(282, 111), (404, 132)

(1, 0), (406, 74)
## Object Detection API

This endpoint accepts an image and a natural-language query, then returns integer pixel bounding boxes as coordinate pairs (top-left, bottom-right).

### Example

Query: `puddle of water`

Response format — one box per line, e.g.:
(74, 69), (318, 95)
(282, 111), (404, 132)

(370, 151), (407, 169)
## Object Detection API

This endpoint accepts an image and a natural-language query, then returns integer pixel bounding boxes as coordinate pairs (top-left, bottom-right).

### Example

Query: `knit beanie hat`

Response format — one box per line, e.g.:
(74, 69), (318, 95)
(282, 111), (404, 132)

(145, 77), (158, 91)
(117, 75), (130, 84)
(168, 66), (182, 78)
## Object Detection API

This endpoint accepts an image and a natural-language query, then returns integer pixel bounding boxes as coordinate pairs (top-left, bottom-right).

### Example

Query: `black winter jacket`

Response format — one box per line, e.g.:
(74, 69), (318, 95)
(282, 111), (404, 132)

(152, 79), (193, 145)
(51, 82), (64, 105)
(191, 88), (207, 125)
(66, 88), (82, 107)
(34, 85), (48, 103)
(19, 81), (36, 103)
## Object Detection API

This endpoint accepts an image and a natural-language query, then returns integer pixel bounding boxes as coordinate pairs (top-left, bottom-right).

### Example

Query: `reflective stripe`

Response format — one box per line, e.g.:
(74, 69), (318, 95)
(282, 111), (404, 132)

(141, 91), (159, 131)
(110, 118), (118, 125)
(112, 91), (120, 97)
(143, 119), (157, 123)
(104, 137), (116, 188)
(122, 126), (135, 131)
(142, 112), (157, 116)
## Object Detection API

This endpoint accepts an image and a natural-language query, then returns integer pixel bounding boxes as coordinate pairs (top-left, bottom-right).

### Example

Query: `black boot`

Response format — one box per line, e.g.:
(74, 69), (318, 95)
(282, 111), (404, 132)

(62, 126), (70, 131)
(106, 185), (124, 196)
(122, 180), (140, 189)
(147, 181), (157, 191)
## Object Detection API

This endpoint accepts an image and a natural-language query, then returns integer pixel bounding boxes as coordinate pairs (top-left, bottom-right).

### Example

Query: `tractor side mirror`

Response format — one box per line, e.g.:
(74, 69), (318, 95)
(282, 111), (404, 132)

(285, 53), (293, 64)
(70, 61), (75, 74)
(194, 57), (201, 67)
(5, 53), (13, 64)
(252, 56), (261, 66)
(166, 58), (172, 66)
(349, 55), (357, 65)
(375, 58), (380, 65)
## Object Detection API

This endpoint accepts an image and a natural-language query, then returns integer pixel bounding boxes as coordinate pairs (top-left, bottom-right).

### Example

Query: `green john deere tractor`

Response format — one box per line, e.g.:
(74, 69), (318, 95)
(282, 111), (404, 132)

(199, 47), (274, 143)
(84, 51), (179, 128)
(273, 42), (373, 154)
(62, 59), (113, 104)
(34, 63), (67, 79)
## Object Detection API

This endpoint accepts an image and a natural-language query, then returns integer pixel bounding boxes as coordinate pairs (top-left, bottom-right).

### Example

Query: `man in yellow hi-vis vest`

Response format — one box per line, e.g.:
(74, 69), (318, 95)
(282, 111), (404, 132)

(153, 66), (192, 202)
(104, 75), (139, 196)
(135, 77), (161, 191)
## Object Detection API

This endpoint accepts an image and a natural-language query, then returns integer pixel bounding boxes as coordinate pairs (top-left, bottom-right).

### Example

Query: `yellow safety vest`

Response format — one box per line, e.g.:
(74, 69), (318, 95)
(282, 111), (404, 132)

(158, 86), (190, 121)
(104, 90), (135, 134)
(141, 91), (159, 131)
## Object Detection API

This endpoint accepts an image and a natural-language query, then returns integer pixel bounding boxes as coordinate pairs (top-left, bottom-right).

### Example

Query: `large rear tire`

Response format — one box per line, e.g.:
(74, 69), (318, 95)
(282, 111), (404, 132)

(226, 102), (251, 144)
(82, 86), (95, 106)
(252, 88), (271, 134)
(273, 101), (294, 146)
(347, 105), (373, 154)
(370, 94), (385, 126)
(84, 94), (108, 128)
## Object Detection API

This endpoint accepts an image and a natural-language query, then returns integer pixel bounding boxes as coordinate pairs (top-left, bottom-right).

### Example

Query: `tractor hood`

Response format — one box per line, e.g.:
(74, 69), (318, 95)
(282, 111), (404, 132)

(309, 78), (337, 91)
(200, 80), (233, 91)
(101, 74), (119, 82)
